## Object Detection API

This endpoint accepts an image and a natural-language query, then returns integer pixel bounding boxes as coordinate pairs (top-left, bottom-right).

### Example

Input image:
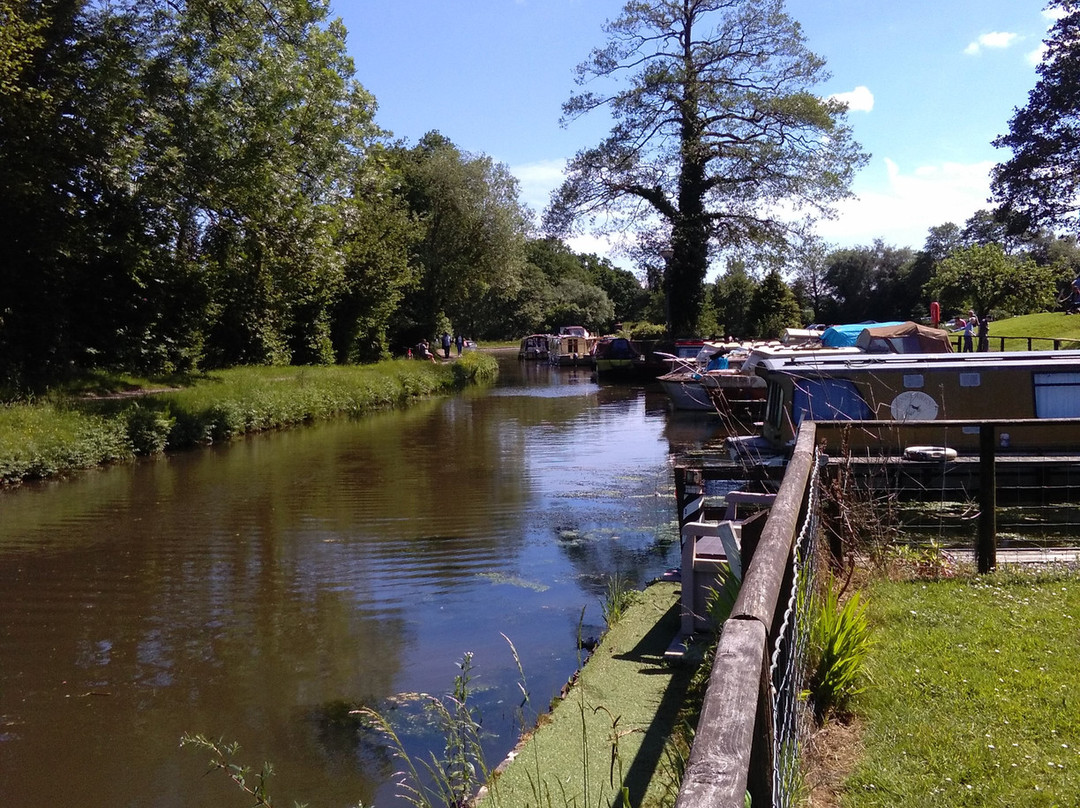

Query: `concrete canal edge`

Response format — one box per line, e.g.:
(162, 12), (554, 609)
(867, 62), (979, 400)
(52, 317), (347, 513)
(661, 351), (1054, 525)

(474, 581), (696, 807)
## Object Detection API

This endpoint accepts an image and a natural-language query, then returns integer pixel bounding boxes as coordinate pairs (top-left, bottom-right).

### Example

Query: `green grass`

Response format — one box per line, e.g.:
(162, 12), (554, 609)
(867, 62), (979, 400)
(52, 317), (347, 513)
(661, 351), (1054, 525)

(0, 404), (131, 484)
(476, 583), (691, 808)
(985, 311), (1080, 350)
(843, 568), (1080, 807)
(0, 354), (497, 486)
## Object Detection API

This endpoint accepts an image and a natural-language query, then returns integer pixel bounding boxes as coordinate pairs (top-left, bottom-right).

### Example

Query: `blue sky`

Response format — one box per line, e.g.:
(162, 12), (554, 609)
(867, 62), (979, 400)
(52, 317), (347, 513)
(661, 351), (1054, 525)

(338, 0), (1060, 262)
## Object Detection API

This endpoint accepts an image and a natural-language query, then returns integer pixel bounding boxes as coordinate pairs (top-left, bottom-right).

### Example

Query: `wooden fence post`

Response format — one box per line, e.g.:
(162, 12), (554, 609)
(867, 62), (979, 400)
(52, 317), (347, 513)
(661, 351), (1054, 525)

(978, 424), (997, 573)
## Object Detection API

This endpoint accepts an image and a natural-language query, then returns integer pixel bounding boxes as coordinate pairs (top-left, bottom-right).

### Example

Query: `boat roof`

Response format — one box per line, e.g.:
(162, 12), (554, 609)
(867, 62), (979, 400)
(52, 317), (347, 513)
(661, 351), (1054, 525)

(855, 321), (953, 353)
(558, 326), (591, 337)
(820, 321), (905, 348)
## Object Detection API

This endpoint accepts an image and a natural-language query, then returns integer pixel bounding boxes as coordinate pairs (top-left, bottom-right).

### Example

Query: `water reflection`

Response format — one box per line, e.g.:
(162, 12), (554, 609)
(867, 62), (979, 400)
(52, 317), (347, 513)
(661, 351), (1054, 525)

(0, 355), (723, 807)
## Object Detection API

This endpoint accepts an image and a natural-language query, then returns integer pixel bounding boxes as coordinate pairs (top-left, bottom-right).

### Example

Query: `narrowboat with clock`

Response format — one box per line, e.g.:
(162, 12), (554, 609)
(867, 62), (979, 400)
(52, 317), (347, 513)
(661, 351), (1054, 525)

(728, 349), (1080, 461)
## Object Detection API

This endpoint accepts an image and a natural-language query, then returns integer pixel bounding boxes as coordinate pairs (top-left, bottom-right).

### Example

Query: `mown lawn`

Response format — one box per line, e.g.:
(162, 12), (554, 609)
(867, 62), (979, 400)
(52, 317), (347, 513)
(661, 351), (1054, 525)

(985, 311), (1080, 349)
(842, 568), (1080, 807)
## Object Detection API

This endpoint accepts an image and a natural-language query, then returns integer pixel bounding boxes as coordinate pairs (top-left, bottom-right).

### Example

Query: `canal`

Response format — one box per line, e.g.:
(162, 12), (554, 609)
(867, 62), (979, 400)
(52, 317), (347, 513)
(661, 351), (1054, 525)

(0, 354), (724, 807)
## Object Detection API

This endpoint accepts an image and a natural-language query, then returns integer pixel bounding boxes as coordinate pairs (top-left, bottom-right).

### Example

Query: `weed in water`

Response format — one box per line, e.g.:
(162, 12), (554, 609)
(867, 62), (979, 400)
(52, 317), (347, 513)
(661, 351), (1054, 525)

(354, 652), (493, 808)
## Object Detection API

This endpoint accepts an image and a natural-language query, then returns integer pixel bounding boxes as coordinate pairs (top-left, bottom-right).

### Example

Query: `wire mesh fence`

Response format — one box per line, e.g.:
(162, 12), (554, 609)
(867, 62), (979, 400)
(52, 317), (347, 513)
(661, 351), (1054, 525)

(769, 448), (822, 808)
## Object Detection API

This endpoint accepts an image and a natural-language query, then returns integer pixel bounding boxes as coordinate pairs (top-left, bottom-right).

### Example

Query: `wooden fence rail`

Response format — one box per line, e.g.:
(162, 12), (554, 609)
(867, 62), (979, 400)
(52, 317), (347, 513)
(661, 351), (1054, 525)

(674, 423), (818, 808)
(951, 334), (1080, 352)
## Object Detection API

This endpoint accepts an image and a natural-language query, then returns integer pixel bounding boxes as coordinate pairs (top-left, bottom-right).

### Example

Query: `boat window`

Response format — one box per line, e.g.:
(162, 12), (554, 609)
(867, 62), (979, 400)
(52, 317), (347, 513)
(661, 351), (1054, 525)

(1034, 372), (1080, 417)
(959, 373), (981, 388)
(791, 378), (871, 425)
(903, 374), (924, 388)
(766, 381), (785, 430)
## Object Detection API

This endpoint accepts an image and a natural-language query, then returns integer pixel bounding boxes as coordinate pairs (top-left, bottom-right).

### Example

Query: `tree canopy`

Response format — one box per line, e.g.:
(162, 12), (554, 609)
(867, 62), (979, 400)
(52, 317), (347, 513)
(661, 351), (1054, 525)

(992, 0), (1080, 235)
(0, 0), (622, 391)
(544, 0), (866, 336)
(925, 244), (1057, 319)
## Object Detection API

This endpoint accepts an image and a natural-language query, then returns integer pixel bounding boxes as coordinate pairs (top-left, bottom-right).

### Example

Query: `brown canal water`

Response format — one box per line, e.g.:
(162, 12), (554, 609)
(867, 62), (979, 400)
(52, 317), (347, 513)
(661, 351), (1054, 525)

(0, 355), (725, 808)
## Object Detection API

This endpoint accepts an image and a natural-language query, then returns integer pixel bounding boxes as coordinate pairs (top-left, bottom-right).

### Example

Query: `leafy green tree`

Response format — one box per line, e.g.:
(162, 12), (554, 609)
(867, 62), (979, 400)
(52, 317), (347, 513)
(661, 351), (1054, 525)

(992, 1), (1080, 235)
(747, 269), (802, 338)
(545, 0), (866, 337)
(330, 186), (418, 363)
(394, 132), (531, 342)
(546, 278), (615, 333)
(925, 243), (1056, 318)
(0, 0), (161, 386)
(0, 0), (46, 100)
(711, 261), (758, 338)
(517, 239), (626, 334)
(789, 238), (829, 324)
(822, 241), (915, 323)
(152, 0), (380, 367)
(580, 253), (648, 325)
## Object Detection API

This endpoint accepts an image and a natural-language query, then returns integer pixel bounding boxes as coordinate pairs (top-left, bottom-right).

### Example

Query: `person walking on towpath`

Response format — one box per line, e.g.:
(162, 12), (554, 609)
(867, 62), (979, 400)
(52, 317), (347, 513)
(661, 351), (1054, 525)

(455, 334), (464, 356)
(441, 332), (451, 358)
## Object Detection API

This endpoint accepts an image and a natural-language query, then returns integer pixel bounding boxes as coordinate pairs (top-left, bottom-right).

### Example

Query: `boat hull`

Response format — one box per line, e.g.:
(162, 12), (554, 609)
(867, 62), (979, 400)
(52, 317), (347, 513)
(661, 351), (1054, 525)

(658, 372), (714, 411)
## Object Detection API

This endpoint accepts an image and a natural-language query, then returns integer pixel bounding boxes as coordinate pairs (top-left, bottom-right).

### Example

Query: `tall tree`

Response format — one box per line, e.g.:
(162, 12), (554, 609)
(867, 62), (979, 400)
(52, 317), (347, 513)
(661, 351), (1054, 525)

(0, 0), (153, 386)
(711, 260), (757, 338)
(925, 244), (1056, 318)
(822, 241), (914, 323)
(747, 269), (802, 338)
(992, 1), (1080, 235)
(394, 132), (531, 342)
(150, 0), (380, 367)
(544, 0), (866, 337)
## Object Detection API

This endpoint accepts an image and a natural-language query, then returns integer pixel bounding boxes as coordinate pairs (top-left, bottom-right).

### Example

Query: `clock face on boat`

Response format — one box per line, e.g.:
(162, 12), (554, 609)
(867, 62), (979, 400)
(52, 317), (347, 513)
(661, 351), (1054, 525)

(890, 390), (939, 421)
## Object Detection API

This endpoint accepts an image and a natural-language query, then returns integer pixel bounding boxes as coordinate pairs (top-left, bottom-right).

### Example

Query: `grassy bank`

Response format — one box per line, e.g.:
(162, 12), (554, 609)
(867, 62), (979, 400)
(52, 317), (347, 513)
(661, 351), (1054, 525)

(474, 582), (693, 808)
(985, 311), (1080, 349)
(838, 567), (1080, 807)
(0, 353), (497, 486)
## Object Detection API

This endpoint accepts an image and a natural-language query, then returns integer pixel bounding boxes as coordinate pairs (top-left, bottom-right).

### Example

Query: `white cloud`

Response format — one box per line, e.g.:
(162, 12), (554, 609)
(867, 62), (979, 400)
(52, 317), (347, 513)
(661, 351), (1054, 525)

(816, 157), (995, 249)
(510, 159), (637, 269)
(511, 158), (567, 216)
(829, 85), (874, 113)
(964, 31), (1019, 55)
(1027, 43), (1048, 66)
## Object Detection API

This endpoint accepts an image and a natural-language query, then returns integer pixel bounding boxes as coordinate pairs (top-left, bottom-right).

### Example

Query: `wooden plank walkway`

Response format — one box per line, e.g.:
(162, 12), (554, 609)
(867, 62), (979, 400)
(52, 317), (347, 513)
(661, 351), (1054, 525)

(948, 547), (1080, 565)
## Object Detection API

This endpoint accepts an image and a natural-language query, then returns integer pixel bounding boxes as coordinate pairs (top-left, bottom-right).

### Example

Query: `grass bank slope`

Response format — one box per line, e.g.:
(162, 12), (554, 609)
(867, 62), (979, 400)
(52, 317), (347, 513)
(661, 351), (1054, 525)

(843, 569), (1080, 807)
(986, 311), (1080, 348)
(0, 354), (497, 486)
(477, 582), (691, 808)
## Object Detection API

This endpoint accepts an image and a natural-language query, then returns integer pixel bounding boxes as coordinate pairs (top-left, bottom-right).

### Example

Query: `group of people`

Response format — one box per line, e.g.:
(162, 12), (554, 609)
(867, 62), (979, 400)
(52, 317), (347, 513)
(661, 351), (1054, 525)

(413, 333), (466, 361)
(954, 310), (989, 353)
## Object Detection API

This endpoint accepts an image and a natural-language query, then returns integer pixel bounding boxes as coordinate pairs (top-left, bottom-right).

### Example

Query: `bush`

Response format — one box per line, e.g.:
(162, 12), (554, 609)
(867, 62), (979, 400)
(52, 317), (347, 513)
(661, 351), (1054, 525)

(0, 403), (132, 484)
(125, 404), (175, 455)
(625, 321), (667, 340)
(808, 582), (873, 723)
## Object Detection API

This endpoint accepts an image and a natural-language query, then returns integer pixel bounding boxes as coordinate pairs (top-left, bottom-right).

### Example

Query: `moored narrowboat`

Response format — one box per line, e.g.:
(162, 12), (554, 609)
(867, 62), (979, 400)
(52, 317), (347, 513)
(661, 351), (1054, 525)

(592, 336), (645, 378)
(732, 349), (1080, 459)
(518, 334), (551, 360)
(548, 326), (597, 367)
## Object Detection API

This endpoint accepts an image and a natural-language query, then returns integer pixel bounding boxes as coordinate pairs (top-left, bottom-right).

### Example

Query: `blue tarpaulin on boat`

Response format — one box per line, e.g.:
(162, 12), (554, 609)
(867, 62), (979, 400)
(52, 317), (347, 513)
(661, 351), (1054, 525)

(820, 321), (905, 348)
